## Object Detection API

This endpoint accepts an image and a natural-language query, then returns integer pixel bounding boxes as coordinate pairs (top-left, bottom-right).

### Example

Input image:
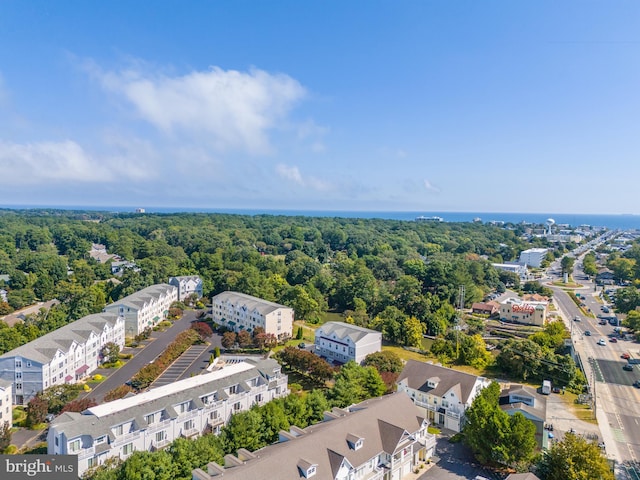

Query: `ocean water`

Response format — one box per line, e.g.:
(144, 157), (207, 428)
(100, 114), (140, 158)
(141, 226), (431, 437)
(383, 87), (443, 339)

(2, 204), (639, 230)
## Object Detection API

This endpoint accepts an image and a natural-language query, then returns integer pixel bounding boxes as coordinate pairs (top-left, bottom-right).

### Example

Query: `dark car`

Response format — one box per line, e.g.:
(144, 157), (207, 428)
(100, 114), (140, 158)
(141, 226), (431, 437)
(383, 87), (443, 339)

(584, 330), (591, 336)
(610, 337), (618, 343)
(623, 364), (633, 371)
(298, 342), (306, 349)
(634, 380), (640, 388)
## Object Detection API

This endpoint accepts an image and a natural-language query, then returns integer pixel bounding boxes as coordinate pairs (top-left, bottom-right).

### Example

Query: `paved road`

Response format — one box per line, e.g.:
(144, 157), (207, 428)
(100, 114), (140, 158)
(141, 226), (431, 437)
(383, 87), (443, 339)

(418, 435), (500, 480)
(86, 310), (201, 402)
(546, 251), (640, 476)
(1, 299), (59, 327)
(151, 344), (209, 387)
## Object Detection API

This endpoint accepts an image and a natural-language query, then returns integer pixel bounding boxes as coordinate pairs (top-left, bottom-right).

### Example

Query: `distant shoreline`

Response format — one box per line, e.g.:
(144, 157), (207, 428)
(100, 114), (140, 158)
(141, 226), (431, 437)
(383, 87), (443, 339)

(1, 205), (638, 230)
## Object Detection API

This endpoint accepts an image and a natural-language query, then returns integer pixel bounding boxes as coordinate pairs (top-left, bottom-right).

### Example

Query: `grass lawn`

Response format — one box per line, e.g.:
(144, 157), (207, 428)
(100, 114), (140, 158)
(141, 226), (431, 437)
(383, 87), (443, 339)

(283, 369), (329, 392)
(382, 345), (430, 363)
(562, 391), (598, 424)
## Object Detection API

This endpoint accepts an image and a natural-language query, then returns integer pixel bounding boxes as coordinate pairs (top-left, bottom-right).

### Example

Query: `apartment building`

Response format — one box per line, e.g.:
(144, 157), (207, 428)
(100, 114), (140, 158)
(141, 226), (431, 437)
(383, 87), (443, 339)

(396, 360), (491, 432)
(103, 284), (178, 337)
(518, 248), (548, 268)
(0, 312), (125, 405)
(169, 276), (203, 301)
(48, 358), (288, 476)
(192, 393), (436, 480)
(313, 322), (382, 365)
(211, 292), (294, 340)
(0, 379), (12, 427)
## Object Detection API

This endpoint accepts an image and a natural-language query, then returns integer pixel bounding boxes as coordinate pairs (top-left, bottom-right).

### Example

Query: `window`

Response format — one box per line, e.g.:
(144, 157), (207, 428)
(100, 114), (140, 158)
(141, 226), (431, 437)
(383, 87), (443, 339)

(254, 394), (263, 403)
(26, 361), (31, 368)
(122, 443), (133, 456)
(95, 436), (106, 445)
(55, 437), (59, 447)
(114, 424), (124, 436)
(16, 372), (22, 380)
(87, 457), (98, 469)
(155, 431), (165, 443)
(145, 414), (155, 425)
(178, 402), (189, 414)
(69, 439), (81, 452)
(210, 411), (219, 420)
(233, 402), (241, 411)
(183, 420), (194, 431)
(15, 383), (22, 390)
(15, 360), (22, 369)
(229, 385), (238, 394)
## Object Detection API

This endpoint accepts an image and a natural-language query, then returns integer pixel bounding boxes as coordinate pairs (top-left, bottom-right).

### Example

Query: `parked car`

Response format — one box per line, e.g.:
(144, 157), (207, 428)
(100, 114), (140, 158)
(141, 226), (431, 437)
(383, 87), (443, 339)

(623, 364), (634, 371)
(584, 330), (591, 336)
(574, 316), (581, 322)
(298, 342), (306, 349)
(622, 353), (631, 359)
(610, 337), (618, 343)
(634, 380), (640, 388)
(598, 338), (606, 346)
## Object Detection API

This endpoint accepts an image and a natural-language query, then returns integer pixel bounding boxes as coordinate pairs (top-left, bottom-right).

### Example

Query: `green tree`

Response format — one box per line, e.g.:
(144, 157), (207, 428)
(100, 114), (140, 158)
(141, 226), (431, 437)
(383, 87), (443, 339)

(624, 310), (640, 332)
(120, 451), (176, 480)
(26, 395), (49, 427)
(221, 409), (265, 453)
(561, 256), (575, 277)
(100, 342), (120, 364)
(402, 316), (424, 348)
(331, 361), (385, 408)
(536, 432), (614, 480)
(0, 421), (12, 452)
(363, 350), (403, 373)
(259, 400), (290, 444)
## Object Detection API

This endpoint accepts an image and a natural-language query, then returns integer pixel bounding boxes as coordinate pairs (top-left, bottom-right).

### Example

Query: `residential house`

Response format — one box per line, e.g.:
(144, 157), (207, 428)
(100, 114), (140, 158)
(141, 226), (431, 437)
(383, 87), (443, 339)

(89, 244), (119, 264)
(192, 393), (436, 480)
(0, 312), (125, 405)
(48, 358), (288, 476)
(0, 379), (12, 427)
(396, 360), (491, 432)
(499, 384), (548, 450)
(0, 288), (7, 303)
(110, 260), (139, 276)
(169, 276), (203, 301)
(595, 268), (615, 285)
(211, 291), (293, 340)
(471, 302), (499, 316)
(314, 322), (382, 365)
(103, 284), (178, 337)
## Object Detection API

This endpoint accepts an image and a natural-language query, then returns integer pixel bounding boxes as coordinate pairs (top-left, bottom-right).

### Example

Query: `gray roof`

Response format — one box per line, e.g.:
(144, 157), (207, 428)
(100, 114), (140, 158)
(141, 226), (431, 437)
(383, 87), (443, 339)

(169, 275), (201, 282)
(397, 360), (485, 404)
(106, 284), (176, 311)
(315, 322), (381, 343)
(499, 384), (546, 422)
(506, 474), (541, 480)
(0, 312), (121, 364)
(212, 291), (291, 316)
(50, 358), (282, 441)
(0, 378), (12, 389)
(194, 393), (425, 480)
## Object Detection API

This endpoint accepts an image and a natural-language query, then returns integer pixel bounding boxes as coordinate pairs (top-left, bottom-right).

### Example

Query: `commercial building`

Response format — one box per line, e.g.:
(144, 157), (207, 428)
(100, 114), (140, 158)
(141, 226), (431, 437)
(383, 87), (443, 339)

(518, 248), (548, 268)
(169, 276), (204, 301)
(103, 284), (178, 337)
(192, 393), (436, 480)
(0, 379), (12, 427)
(313, 322), (382, 365)
(211, 291), (294, 340)
(0, 312), (125, 405)
(492, 262), (528, 279)
(48, 358), (288, 476)
(396, 360), (491, 432)
(499, 297), (548, 326)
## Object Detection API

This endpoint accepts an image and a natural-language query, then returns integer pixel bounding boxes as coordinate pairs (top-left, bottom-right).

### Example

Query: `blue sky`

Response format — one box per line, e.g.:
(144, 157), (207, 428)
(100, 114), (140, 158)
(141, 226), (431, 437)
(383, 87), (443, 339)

(1, 1), (639, 214)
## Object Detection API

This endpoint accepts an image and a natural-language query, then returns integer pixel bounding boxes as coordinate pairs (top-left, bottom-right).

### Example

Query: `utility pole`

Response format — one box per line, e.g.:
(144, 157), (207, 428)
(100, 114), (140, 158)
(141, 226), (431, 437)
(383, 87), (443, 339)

(455, 285), (465, 360)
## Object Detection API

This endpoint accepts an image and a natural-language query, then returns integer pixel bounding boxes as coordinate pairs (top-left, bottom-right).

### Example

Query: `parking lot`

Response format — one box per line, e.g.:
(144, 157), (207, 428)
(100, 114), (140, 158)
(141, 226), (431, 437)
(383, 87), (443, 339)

(151, 344), (210, 387)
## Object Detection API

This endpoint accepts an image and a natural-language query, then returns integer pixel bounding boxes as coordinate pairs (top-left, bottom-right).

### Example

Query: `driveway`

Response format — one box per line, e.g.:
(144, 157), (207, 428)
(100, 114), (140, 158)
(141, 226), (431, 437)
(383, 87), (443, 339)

(419, 434), (501, 480)
(84, 310), (202, 402)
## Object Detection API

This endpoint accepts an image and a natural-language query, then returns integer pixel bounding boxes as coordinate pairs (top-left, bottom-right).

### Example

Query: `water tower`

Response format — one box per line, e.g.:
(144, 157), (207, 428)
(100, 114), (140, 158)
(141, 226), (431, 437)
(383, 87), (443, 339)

(546, 218), (555, 236)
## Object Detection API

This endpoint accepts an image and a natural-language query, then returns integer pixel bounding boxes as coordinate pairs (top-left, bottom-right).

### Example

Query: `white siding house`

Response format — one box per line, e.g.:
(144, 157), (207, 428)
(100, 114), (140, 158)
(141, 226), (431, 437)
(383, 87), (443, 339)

(169, 276), (203, 301)
(0, 379), (12, 427)
(48, 359), (288, 477)
(103, 284), (178, 337)
(396, 360), (491, 432)
(0, 312), (125, 405)
(313, 322), (382, 365)
(192, 393), (436, 480)
(211, 292), (294, 340)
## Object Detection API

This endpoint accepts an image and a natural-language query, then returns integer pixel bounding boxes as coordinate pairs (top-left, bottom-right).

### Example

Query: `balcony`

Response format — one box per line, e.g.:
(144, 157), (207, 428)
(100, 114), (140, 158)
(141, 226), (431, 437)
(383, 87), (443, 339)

(154, 438), (170, 449)
(112, 431), (141, 447)
(77, 447), (95, 460)
(181, 427), (199, 438)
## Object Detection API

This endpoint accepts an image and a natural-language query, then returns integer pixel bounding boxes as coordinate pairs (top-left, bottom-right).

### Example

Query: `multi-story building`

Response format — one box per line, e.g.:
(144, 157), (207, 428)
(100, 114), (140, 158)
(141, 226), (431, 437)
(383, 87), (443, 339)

(211, 292), (293, 340)
(499, 297), (548, 326)
(499, 384), (549, 450)
(518, 248), (548, 268)
(192, 393), (436, 480)
(0, 379), (12, 427)
(0, 312), (125, 405)
(313, 322), (382, 365)
(396, 360), (491, 432)
(103, 284), (178, 337)
(48, 358), (288, 476)
(169, 276), (203, 301)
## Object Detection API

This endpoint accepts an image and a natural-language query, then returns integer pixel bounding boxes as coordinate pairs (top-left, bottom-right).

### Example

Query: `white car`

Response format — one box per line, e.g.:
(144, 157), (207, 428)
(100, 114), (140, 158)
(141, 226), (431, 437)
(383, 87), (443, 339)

(597, 338), (606, 346)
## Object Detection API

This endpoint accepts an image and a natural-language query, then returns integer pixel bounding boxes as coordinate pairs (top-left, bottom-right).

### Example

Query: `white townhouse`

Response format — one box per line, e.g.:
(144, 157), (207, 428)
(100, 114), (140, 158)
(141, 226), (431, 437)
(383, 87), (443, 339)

(104, 283), (178, 338)
(193, 393), (437, 480)
(211, 291), (294, 340)
(0, 312), (125, 405)
(314, 322), (382, 365)
(48, 358), (288, 476)
(0, 379), (12, 427)
(396, 360), (491, 432)
(169, 276), (204, 301)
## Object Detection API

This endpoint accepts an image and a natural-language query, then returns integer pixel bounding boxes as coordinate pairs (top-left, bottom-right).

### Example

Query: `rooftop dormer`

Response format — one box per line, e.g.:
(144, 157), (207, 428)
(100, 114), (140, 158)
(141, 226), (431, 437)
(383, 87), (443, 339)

(346, 433), (364, 450)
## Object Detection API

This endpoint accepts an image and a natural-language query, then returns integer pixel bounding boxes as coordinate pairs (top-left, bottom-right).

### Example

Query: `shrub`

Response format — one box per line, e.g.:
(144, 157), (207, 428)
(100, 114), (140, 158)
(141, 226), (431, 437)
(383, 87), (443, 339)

(104, 385), (134, 402)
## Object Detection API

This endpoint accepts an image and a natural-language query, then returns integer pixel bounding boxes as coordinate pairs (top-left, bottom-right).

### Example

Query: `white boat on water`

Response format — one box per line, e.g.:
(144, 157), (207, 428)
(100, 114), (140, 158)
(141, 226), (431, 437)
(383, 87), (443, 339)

(415, 215), (444, 222)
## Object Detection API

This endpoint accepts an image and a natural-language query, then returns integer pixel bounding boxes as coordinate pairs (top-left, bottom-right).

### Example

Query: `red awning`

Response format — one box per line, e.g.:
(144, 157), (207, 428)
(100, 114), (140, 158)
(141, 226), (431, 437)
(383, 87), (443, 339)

(75, 364), (90, 375)
(65, 375), (73, 382)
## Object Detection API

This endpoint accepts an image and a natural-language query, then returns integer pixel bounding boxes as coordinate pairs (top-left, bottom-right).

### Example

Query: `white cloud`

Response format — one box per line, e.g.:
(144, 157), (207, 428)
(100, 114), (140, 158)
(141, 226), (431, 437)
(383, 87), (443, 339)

(89, 62), (307, 155)
(0, 140), (113, 183)
(276, 163), (331, 191)
(423, 178), (440, 193)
